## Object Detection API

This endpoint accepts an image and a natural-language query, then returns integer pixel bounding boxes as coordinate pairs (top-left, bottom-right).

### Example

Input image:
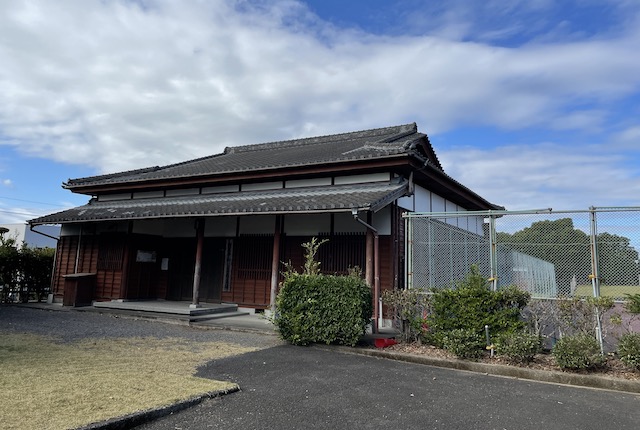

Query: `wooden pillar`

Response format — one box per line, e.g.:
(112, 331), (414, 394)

(365, 230), (374, 287)
(269, 215), (282, 314)
(191, 219), (205, 308)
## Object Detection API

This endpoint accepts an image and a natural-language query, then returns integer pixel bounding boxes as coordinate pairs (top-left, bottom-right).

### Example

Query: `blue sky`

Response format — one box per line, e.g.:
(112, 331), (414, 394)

(1, 0), (640, 224)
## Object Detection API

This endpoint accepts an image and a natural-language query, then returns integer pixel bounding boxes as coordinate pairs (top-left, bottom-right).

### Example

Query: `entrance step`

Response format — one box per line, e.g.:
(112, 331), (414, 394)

(188, 310), (251, 323)
(92, 300), (239, 317)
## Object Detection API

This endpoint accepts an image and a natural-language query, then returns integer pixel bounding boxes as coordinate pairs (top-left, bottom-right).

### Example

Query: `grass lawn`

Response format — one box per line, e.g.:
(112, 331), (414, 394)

(574, 284), (640, 299)
(0, 331), (255, 430)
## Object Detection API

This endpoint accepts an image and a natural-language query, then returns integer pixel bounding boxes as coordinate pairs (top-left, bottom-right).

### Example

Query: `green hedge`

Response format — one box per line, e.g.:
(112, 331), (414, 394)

(426, 266), (530, 347)
(274, 271), (372, 346)
(1, 238), (54, 303)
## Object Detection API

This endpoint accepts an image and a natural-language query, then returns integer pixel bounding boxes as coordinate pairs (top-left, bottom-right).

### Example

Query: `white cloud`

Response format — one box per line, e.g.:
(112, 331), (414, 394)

(0, 0), (638, 179)
(439, 142), (640, 210)
(2, 179), (12, 187)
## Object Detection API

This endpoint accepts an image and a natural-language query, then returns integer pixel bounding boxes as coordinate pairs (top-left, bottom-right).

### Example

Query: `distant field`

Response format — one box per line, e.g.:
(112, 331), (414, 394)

(574, 284), (640, 299)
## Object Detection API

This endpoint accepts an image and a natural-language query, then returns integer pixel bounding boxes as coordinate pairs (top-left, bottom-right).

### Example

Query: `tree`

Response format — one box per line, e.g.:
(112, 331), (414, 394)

(596, 232), (639, 286)
(497, 218), (591, 290)
(0, 235), (55, 303)
(496, 218), (639, 292)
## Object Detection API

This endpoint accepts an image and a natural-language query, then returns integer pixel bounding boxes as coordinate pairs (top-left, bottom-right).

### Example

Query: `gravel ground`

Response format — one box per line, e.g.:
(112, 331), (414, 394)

(0, 305), (283, 349)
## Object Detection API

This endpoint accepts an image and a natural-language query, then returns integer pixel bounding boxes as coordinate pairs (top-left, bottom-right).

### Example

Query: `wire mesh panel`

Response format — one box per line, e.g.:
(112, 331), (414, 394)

(405, 207), (640, 301)
(592, 209), (640, 301)
(406, 214), (491, 290)
(494, 213), (592, 298)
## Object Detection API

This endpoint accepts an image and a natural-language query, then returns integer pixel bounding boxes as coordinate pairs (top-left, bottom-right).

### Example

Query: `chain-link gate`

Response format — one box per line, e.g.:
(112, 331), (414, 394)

(405, 207), (640, 302)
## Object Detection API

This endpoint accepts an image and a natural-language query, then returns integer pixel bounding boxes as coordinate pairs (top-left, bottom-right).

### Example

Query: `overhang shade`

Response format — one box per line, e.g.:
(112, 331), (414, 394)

(30, 180), (409, 225)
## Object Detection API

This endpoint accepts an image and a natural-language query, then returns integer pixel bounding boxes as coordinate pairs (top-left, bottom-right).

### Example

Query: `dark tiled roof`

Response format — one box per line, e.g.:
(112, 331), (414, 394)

(30, 180), (409, 225)
(64, 123), (437, 188)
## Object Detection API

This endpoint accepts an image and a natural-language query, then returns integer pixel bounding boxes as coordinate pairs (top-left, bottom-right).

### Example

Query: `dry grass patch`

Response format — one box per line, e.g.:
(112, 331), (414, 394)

(0, 331), (256, 430)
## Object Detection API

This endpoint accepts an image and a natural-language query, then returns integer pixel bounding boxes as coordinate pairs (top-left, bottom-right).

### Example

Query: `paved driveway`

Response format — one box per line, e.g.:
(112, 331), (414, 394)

(139, 344), (640, 430)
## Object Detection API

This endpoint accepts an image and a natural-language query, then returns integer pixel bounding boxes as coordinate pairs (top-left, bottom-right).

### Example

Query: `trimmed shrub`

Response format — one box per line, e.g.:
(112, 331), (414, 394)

(427, 266), (530, 347)
(381, 288), (429, 343)
(441, 328), (485, 360)
(617, 333), (640, 370)
(274, 271), (372, 346)
(552, 334), (604, 370)
(495, 331), (542, 364)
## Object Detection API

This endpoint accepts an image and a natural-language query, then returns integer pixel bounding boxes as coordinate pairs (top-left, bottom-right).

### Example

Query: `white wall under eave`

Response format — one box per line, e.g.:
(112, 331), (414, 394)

(205, 217), (237, 237)
(284, 214), (330, 236)
(394, 184), (487, 235)
(130, 217), (239, 238)
(239, 215), (276, 235)
(372, 207), (392, 235)
(334, 213), (366, 234)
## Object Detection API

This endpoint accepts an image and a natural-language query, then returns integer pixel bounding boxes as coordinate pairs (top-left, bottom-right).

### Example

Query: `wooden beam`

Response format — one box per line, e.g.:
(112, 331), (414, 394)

(67, 157), (409, 195)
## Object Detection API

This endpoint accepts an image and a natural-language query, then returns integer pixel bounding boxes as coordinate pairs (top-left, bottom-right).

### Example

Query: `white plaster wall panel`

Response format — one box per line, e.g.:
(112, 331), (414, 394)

(61, 224), (82, 236)
(204, 216), (237, 237)
(202, 184), (239, 194)
(444, 201), (458, 227)
(242, 181), (283, 191)
(334, 213), (367, 233)
(132, 219), (165, 235)
(372, 206), (392, 235)
(284, 214), (331, 235)
(163, 218), (199, 237)
(239, 215), (276, 235)
(475, 217), (486, 236)
(166, 188), (200, 197)
(98, 193), (132, 202)
(334, 173), (390, 185)
(133, 190), (164, 199)
(459, 212), (469, 232)
(397, 194), (414, 211)
(285, 177), (332, 188)
(414, 185), (432, 213)
(431, 194), (445, 212)
(93, 222), (129, 234)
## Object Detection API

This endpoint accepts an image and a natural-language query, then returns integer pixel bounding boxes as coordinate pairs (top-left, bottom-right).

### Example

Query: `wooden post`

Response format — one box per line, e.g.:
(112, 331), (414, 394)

(191, 219), (205, 308)
(269, 215), (282, 315)
(373, 232), (380, 334)
(365, 229), (374, 287)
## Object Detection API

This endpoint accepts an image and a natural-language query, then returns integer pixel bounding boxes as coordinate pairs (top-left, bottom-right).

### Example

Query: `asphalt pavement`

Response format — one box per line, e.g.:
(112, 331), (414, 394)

(138, 344), (640, 430)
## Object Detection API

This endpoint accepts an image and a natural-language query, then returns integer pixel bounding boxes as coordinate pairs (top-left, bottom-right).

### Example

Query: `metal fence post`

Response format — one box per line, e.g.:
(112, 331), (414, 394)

(488, 215), (498, 291)
(589, 207), (604, 354)
(405, 213), (412, 290)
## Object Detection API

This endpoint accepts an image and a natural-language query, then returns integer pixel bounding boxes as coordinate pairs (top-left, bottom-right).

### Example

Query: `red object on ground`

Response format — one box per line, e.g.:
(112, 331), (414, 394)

(374, 338), (397, 348)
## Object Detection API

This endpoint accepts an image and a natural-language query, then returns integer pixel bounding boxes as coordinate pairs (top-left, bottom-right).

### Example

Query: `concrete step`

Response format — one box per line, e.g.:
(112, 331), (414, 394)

(188, 310), (251, 323)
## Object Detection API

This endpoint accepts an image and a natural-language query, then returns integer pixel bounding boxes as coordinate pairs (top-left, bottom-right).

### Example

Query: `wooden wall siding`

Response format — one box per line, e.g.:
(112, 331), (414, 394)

(52, 236), (77, 296)
(317, 233), (366, 275)
(53, 234), (128, 302)
(94, 234), (127, 300)
(125, 234), (169, 300)
(392, 204), (405, 290)
(165, 238), (196, 301)
(52, 235), (99, 297)
(378, 236), (393, 292)
(223, 235), (272, 307)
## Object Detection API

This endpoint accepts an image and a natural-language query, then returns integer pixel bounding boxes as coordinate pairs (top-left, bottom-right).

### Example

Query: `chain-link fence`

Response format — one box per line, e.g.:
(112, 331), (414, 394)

(405, 207), (640, 302)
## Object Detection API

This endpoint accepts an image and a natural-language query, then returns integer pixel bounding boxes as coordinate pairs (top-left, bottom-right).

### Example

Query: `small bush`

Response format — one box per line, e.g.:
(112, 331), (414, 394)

(381, 288), (429, 343)
(552, 334), (604, 370)
(617, 333), (640, 370)
(495, 331), (542, 364)
(275, 271), (372, 346)
(441, 328), (485, 360)
(274, 238), (372, 346)
(427, 265), (530, 346)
